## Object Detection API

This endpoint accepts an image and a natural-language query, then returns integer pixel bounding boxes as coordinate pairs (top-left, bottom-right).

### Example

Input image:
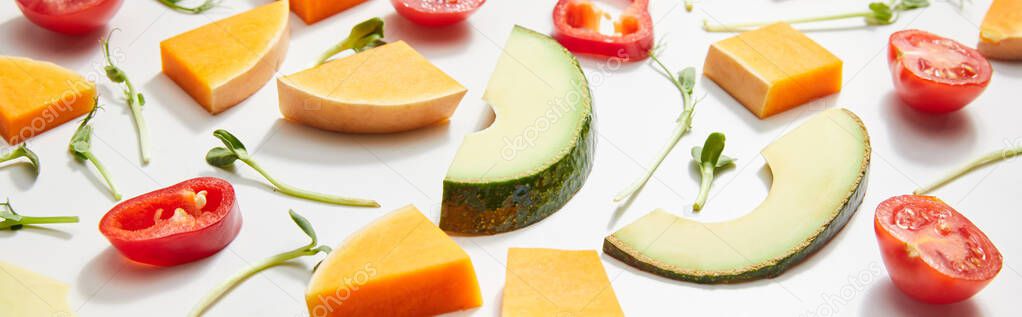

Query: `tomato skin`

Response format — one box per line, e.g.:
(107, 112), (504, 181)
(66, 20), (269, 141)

(874, 195), (1001, 304)
(390, 0), (485, 27)
(16, 0), (123, 35)
(887, 30), (992, 113)
(99, 177), (242, 267)
(552, 0), (654, 61)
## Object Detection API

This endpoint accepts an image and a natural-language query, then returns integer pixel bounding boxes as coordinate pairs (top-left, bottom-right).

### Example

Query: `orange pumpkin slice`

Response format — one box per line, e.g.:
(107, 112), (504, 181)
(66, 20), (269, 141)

(502, 248), (625, 317)
(160, 0), (289, 114)
(306, 205), (482, 316)
(292, 0), (368, 24)
(278, 41), (466, 133)
(0, 56), (95, 144)
(979, 0), (1022, 60)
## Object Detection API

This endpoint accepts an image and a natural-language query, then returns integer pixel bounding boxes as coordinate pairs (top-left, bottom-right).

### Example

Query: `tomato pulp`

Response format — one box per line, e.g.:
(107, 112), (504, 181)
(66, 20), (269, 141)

(887, 29), (992, 113)
(874, 195), (1002, 304)
(16, 0), (122, 35)
(99, 177), (242, 266)
(391, 0), (485, 27)
(552, 0), (654, 60)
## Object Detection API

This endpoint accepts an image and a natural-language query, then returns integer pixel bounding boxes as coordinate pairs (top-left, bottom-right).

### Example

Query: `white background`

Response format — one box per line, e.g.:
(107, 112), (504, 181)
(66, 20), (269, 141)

(1, 0), (1020, 316)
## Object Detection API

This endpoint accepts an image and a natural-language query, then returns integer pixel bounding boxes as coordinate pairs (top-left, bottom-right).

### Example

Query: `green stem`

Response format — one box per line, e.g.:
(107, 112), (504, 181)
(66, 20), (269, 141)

(614, 54), (697, 202)
(243, 159), (380, 207)
(693, 166), (713, 211)
(85, 152), (121, 200)
(126, 83), (151, 164)
(189, 246), (316, 317)
(156, 0), (219, 14)
(18, 216), (79, 225)
(703, 11), (873, 32)
(914, 146), (1022, 195)
(316, 43), (351, 66)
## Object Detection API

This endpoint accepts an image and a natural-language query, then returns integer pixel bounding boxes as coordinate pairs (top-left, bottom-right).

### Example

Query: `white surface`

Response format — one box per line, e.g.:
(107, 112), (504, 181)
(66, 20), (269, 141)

(1, 0), (1020, 316)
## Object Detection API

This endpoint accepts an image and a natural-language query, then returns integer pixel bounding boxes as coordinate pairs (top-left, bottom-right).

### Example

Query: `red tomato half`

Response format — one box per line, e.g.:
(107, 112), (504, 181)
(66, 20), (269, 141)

(874, 195), (1002, 304)
(887, 29), (992, 113)
(391, 0), (485, 27)
(16, 0), (122, 35)
(100, 177), (242, 266)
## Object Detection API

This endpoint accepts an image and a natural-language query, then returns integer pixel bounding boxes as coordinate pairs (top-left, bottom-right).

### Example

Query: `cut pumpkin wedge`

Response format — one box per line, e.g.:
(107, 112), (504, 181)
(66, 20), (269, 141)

(0, 261), (75, 317)
(306, 205), (482, 316)
(502, 248), (624, 317)
(278, 41), (466, 133)
(0, 56), (95, 144)
(160, 0), (290, 114)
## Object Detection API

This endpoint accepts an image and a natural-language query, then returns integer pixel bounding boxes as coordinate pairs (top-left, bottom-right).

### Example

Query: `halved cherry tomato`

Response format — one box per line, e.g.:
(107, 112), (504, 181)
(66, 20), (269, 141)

(552, 0), (654, 60)
(99, 177), (242, 266)
(390, 0), (485, 27)
(888, 29), (992, 113)
(16, 0), (123, 35)
(875, 195), (1002, 304)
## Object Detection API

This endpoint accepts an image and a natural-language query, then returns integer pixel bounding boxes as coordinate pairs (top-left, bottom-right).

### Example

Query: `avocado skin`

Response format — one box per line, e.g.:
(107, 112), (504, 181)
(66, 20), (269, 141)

(440, 112), (594, 235)
(604, 168), (869, 284)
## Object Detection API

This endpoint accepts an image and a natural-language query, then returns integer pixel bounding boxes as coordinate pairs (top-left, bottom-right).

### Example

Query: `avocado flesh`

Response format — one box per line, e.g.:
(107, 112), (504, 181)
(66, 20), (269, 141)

(441, 26), (594, 234)
(605, 108), (870, 283)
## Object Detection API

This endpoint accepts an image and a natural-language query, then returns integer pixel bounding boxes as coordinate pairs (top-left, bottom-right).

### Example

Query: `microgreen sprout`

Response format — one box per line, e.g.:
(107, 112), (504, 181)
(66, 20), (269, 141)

(70, 103), (121, 200)
(614, 47), (701, 202)
(102, 29), (151, 164)
(691, 133), (735, 211)
(156, 0), (221, 14)
(205, 129), (379, 207)
(914, 145), (1022, 195)
(0, 144), (39, 172)
(0, 199), (79, 231)
(189, 210), (332, 317)
(703, 0), (931, 32)
(316, 17), (387, 65)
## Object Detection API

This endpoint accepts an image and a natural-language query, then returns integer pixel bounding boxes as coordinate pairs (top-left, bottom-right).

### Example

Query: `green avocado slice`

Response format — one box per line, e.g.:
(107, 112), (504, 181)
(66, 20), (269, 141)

(605, 108), (870, 283)
(441, 26), (594, 235)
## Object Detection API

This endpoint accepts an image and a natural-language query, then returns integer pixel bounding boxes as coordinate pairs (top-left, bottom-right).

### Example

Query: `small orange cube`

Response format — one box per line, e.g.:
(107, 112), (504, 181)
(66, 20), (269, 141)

(704, 23), (842, 118)
(0, 56), (95, 144)
(292, 0), (368, 24)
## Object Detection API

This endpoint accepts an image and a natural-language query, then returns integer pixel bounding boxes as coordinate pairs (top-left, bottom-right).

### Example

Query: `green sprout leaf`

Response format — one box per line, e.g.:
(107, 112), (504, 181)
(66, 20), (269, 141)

(206, 130), (379, 207)
(0, 199), (79, 231)
(1, 144), (40, 172)
(156, 0), (221, 14)
(316, 17), (387, 65)
(189, 210), (331, 317)
(69, 103), (121, 201)
(102, 29), (151, 164)
(703, 0), (930, 32)
(614, 48), (700, 202)
(691, 133), (735, 211)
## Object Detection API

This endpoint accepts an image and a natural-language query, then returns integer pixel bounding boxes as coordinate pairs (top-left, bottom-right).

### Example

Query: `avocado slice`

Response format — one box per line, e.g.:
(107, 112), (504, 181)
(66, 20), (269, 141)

(441, 26), (594, 235)
(605, 108), (870, 283)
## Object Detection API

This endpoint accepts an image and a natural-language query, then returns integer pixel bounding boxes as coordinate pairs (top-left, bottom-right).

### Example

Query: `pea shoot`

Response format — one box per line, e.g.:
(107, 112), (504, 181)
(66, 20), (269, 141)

(102, 29), (151, 164)
(1, 199), (79, 231)
(155, 0), (220, 14)
(0, 144), (39, 172)
(316, 17), (387, 65)
(691, 133), (735, 211)
(205, 129), (379, 207)
(614, 48), (701, 202)
(915, 145), (1022, 195)
(703, 0), (931, 32)
(70, 103), (121, 201)
(189, 210), (331, 317)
